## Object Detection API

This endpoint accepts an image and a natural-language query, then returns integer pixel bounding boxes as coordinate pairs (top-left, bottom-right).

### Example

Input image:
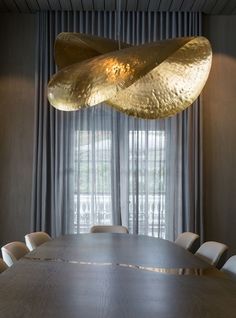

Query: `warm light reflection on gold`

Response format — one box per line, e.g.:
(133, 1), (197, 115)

(48, 33), (212, 119)
(105, 59), (133, 82)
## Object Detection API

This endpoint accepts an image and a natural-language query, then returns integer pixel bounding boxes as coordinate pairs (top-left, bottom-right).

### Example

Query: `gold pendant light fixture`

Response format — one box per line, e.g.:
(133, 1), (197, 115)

(48, 32), (212, 119)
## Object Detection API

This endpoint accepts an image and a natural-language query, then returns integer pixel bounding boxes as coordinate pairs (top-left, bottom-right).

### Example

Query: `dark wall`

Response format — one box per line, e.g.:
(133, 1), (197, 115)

(203, 15), (236, 254)
(0, 14), (36, 245)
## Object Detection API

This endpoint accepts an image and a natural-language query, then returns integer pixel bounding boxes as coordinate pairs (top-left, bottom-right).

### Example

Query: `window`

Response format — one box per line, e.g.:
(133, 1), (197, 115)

(73, 125), (166, 237)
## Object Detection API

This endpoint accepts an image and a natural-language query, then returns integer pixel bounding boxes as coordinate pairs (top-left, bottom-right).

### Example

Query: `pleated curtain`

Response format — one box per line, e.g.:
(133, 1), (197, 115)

(32, 11), (203, 240)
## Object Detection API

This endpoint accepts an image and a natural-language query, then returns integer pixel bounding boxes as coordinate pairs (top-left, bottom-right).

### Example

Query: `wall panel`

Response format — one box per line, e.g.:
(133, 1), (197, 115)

(203, 15), (236, 254)
(0, 13), (36, 245)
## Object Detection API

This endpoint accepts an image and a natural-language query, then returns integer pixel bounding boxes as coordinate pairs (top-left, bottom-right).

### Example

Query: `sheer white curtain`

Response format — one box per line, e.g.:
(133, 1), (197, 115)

(32, 11), (203, 240)
(71, 106), (166, 236)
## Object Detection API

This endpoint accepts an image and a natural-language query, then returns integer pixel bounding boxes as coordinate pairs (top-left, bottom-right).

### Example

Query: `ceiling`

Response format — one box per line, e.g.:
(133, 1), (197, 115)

(0, 0), (236, 14)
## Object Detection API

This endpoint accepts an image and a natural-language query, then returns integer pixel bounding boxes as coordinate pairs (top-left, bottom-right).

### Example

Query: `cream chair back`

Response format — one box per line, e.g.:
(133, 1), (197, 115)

(25, 232), (52, 251)
(175, 232), (200, 252)
(90, 225), (129, 234)
(195, 241), (228, 268)
(222, 255), (236, 275)
(1, 242), (29, 267)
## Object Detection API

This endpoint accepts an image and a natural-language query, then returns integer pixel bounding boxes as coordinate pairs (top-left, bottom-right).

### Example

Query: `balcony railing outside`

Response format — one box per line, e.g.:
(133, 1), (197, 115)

(74, 194), (166, 238)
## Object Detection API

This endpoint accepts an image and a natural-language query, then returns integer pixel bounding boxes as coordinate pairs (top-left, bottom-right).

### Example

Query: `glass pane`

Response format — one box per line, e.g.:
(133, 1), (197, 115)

(128, 130), (166, 238)
(74, 130), (112, 233)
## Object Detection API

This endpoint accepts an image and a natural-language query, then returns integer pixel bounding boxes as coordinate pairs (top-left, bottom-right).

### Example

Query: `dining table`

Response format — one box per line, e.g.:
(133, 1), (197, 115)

(0, 233), (236, 317)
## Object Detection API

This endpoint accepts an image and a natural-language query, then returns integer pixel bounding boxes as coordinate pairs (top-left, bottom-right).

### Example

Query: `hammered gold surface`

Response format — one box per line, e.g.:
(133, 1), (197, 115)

(107, 37), (212, 118)
(48, 33), (212, 118)
(55, 32), (130, 69)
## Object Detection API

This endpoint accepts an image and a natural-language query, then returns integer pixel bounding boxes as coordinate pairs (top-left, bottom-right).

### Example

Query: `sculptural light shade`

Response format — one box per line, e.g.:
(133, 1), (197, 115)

(48, 33), (212, 119)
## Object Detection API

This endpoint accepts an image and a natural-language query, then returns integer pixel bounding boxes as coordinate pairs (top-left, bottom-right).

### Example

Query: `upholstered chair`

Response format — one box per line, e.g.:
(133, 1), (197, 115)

(1, 242), (29, 267)
(195, 241), (228, 268)
(221, 255), (236, 275)
(0, 258), (8, 273)
(25, 231), (52, 251)
(90, 225), (129, 234)
(175, 232), (200, 253)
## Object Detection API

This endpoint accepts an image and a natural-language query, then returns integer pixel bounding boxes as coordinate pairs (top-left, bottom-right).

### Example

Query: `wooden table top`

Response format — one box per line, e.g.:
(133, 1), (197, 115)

(0, 234), (236, 318)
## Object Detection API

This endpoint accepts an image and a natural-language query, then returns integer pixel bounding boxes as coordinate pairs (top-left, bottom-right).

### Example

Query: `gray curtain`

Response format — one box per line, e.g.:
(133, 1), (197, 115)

(32, 11), (203, 240)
